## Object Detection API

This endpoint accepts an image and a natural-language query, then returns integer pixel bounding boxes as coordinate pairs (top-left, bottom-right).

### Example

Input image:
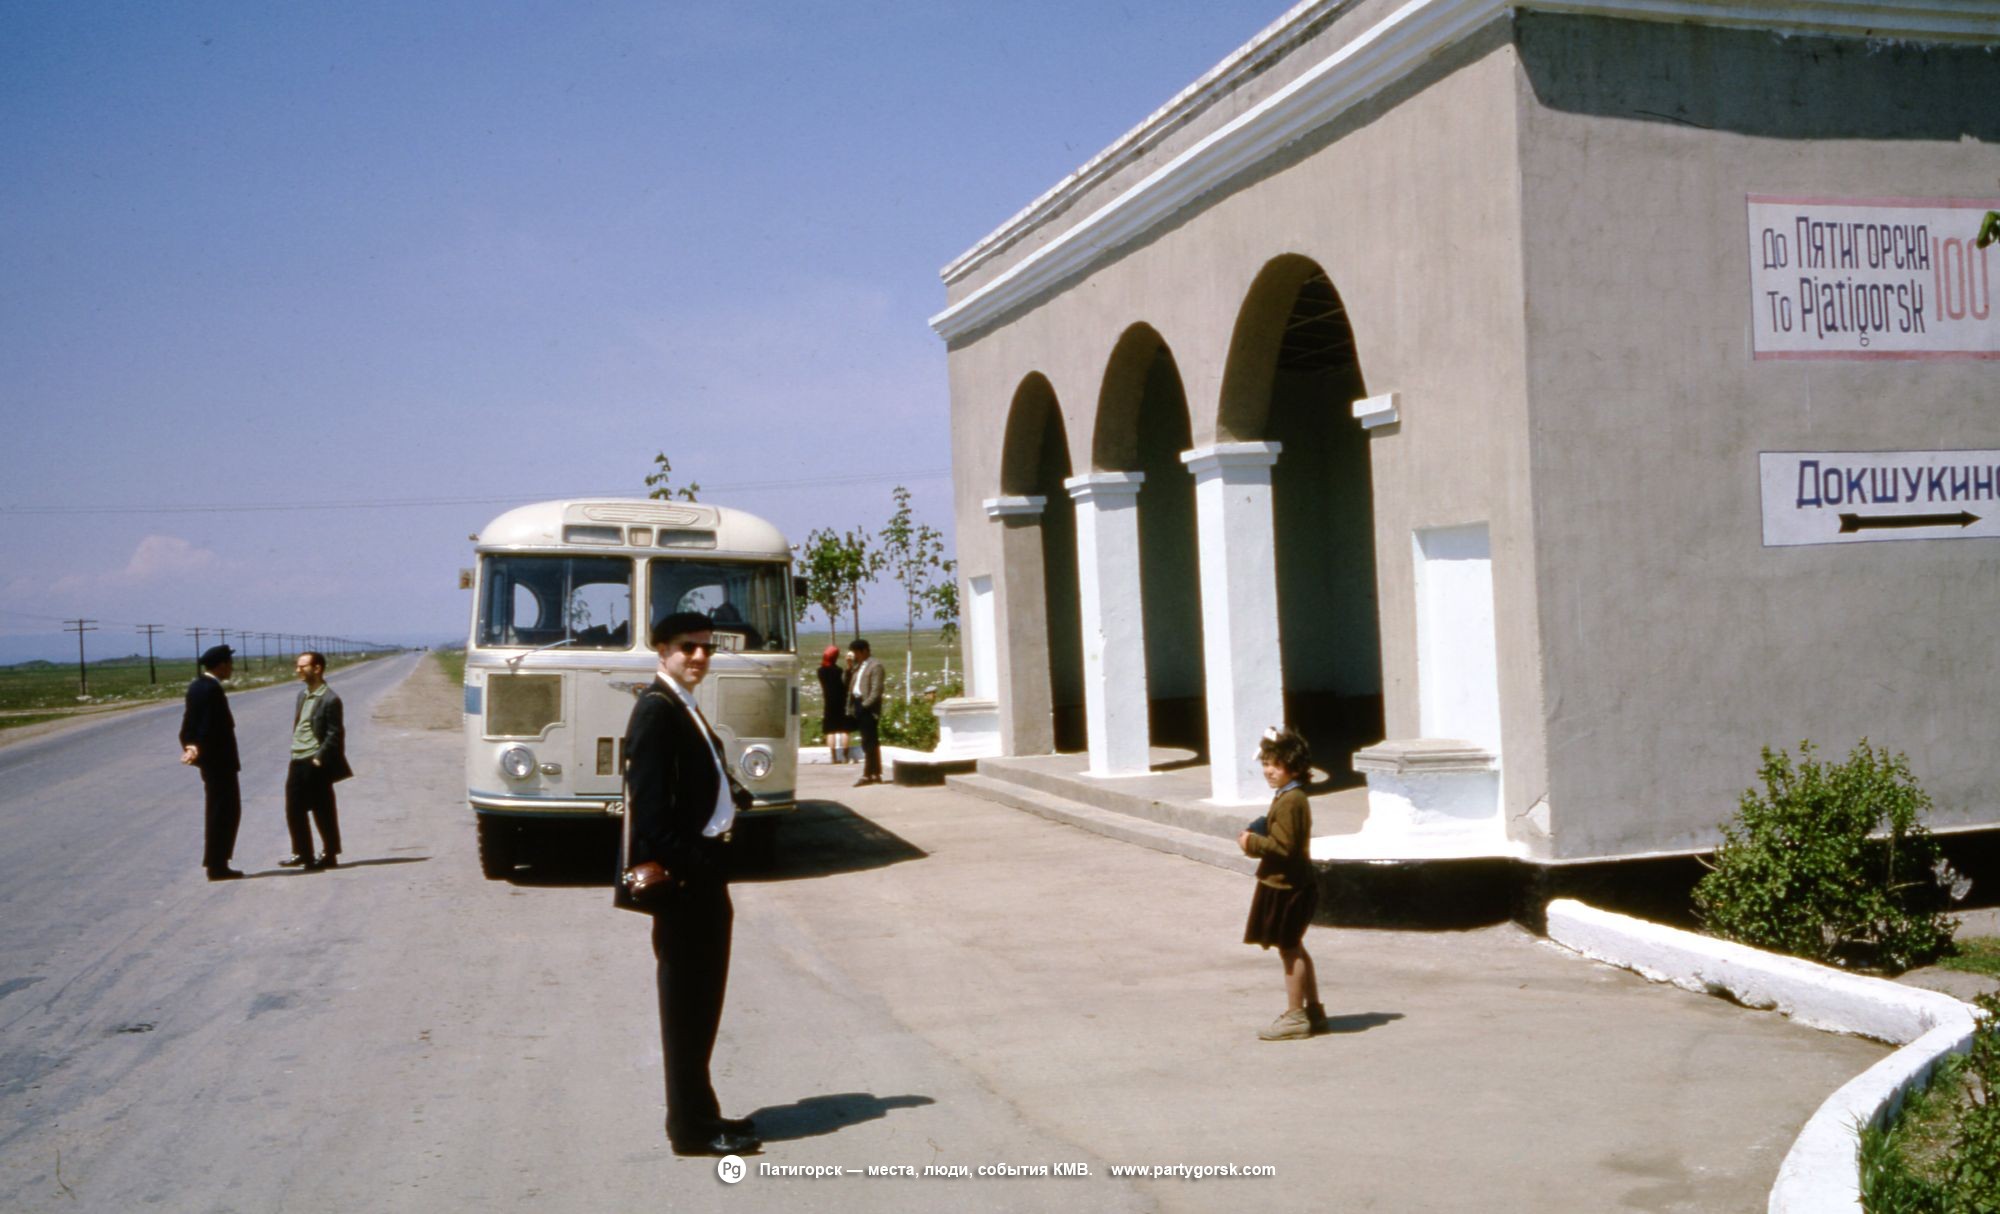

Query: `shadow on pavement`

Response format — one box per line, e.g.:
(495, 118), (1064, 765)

(732, 800), (927, 884)
(750, 1092), (937, 1143)
(496, 800), (926, 889)
(1319, 1011), (1404, 1035)
(237, 856), (431, 880)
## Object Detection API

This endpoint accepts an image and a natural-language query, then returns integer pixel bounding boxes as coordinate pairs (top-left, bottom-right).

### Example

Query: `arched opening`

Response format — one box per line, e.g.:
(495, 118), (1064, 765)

(1000, 375), (1086, 754)
(1219, 256), (1383, 783)
(1094, 325), (1205, 756)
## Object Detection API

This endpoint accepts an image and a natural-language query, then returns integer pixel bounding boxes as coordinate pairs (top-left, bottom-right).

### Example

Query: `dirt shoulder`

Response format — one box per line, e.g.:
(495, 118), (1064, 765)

(371, 651), (461, 731)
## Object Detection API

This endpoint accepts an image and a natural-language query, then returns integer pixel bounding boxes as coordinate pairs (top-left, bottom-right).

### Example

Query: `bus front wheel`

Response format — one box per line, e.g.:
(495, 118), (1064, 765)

(476, 816), (515, 879)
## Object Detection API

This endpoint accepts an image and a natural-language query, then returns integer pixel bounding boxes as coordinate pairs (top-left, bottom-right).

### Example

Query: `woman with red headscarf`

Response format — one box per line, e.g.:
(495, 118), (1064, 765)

(816, 645), (851, 764)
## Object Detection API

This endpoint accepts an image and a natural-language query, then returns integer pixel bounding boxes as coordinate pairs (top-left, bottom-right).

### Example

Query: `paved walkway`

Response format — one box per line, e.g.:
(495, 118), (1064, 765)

(762, 763), (1889, 1213)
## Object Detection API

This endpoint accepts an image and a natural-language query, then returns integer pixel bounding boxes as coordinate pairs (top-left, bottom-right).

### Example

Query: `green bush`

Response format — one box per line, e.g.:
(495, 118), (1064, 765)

(877, 694), (939, 751)
(1860, 993), (2000, 1213)
(1693, 740), (1957, 973)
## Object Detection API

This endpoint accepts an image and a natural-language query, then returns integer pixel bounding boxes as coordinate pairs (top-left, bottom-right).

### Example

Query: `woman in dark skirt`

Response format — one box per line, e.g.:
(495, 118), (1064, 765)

(1238, 727), (1323, 1041)
(815, 645), (851, 764)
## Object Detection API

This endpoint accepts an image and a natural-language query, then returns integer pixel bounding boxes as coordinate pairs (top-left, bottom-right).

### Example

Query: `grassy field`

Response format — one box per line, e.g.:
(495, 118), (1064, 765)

(0, 650), (396, 731)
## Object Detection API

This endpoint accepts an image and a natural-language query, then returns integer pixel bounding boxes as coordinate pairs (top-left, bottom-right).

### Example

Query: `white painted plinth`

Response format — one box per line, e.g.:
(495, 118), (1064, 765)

(933, 696), (1003, 760)
(1337, 738), (1523, 859)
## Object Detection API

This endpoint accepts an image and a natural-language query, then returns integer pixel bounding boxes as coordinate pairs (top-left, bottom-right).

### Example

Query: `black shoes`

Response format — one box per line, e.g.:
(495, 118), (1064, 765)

(206, 867), (244, 881)
(278, 854), (311, 868)
(669, 1126), (761, 1157)
(853, 776), (883, 787)
(280, 853), (336, 871)
(316, 853), (339, 869)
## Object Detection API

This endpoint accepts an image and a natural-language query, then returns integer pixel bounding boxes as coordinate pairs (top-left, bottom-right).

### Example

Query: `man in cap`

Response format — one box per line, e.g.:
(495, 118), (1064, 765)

(179, 645), (243, 880)
(279, 650), (352, 871)
(621, 610), (759, 1158)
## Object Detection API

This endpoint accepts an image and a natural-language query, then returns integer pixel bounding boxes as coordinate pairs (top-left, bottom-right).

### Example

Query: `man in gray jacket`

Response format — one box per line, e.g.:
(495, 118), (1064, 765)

(280, 650), (353, 870)
(846, 639), (885, 786)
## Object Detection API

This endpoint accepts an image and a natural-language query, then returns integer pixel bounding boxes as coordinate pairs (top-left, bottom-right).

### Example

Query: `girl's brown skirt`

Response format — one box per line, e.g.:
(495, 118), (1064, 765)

(1243, 880), (1317, 949)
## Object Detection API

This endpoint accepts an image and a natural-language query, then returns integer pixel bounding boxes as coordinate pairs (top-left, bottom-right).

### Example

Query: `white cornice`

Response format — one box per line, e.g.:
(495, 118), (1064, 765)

(930, 0), (1997, 344)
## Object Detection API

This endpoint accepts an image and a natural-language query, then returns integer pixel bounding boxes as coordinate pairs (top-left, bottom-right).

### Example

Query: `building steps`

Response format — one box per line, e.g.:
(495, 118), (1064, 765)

(947, 772), (1257, 876)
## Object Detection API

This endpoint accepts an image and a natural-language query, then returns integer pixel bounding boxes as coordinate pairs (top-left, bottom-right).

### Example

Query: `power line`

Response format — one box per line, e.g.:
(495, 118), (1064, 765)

(0, 469), (953, 517)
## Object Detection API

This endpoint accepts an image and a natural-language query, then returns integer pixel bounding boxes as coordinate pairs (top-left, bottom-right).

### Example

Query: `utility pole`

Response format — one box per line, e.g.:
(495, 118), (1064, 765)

(217, 628), (231, 663)
(63, 618), (97, 695)
(187, 626), (204, 674)
(137, 624), (164, 684)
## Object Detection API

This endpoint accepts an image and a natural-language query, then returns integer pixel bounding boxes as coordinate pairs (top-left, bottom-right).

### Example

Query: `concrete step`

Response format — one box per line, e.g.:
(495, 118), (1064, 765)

(948, 773), (1257, 876)
(971, 755), (1253, 842)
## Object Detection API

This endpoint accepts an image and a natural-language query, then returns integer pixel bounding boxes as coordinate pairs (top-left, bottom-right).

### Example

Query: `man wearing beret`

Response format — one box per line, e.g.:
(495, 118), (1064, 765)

(179, 645), (243, 881)
(621, 610), (759, 1158)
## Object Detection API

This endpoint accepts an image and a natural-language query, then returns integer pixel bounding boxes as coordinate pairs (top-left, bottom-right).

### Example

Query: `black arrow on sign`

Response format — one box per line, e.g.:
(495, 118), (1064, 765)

(1838, 511), (1980, 533)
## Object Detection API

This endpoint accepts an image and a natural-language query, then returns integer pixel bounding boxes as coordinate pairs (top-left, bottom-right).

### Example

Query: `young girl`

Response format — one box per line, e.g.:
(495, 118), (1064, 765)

(1238, 727), (1324, 1041)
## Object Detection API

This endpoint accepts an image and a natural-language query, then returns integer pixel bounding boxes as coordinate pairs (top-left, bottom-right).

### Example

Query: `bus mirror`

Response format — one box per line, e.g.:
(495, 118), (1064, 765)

(793, 575), (808, 600)
(459, 568), (474, 590)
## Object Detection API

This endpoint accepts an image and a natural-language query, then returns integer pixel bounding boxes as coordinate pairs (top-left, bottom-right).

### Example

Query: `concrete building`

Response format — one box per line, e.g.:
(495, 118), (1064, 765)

(932, 0), (1999, 864)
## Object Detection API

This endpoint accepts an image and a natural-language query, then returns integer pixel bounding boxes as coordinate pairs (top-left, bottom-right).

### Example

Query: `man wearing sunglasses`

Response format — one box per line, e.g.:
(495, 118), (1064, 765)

(622, 610), (758, 1158)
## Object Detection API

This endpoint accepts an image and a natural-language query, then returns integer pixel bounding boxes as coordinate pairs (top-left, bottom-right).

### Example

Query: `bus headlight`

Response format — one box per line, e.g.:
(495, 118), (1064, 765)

(499, 746), (536, 780)
(739, 745), (774, 781)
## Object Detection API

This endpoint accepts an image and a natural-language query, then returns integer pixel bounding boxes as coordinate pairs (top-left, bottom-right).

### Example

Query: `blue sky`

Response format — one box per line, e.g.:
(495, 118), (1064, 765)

(0, 1), (1282, 662)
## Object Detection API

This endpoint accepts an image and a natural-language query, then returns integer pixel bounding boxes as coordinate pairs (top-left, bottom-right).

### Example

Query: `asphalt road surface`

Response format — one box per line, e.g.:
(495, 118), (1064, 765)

(0, 655), (1886, 1213)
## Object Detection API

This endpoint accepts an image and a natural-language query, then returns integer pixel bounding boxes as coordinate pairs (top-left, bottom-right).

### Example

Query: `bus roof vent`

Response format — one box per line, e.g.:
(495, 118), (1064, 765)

(579, 502), (716, 527)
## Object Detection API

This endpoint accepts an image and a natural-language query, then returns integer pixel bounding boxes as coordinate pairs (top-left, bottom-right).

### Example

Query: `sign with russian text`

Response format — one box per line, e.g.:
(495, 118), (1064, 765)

(1747, 196), (1997, 360)
(1761, 450), (2000, 547)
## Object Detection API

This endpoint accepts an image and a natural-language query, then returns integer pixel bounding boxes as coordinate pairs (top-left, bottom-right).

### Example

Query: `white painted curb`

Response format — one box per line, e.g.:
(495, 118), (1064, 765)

(1543, 899), (1980, 1214)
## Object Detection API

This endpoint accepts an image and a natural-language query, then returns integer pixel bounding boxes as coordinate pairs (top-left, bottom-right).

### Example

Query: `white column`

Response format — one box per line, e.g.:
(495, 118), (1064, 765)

(1064, 472), (1149, 777)
(982, 496), (1052, 755)
(1182, 442), (1284, 804)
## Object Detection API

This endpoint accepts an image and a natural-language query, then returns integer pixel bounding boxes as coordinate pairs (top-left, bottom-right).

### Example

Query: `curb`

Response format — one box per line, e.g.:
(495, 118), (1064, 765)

(1543, 899), (1979, 1214)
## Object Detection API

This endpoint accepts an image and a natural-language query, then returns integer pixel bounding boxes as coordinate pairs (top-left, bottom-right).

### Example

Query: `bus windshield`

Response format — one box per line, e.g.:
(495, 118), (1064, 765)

(479, 555), (633, 650)
(650, 558), (793, 653)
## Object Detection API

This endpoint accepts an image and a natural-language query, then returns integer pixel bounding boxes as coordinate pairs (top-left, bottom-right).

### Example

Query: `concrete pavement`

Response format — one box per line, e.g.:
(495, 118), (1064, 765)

(0, 655), (1889, 1212)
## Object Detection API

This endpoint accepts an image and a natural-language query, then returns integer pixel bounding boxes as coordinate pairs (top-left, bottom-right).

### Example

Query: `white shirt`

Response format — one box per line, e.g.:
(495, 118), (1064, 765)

(660, 672), (736, 837)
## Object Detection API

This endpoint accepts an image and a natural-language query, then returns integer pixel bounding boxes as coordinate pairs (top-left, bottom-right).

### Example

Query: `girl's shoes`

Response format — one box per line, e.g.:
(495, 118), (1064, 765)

(1257, 1008), (1313, 1041)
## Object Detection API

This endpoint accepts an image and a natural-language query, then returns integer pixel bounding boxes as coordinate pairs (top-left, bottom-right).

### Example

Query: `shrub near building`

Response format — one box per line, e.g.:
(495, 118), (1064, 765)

(1693, 740), (1958, 973)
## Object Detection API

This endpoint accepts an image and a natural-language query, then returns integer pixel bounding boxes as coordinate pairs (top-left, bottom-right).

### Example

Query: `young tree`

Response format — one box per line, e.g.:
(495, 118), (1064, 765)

(879, 486), (947, 705)
(795, 527), (858, 647)
(926, 558), (959, 689)
(644, 452), (700, 503)
(844, 526), (884, 644)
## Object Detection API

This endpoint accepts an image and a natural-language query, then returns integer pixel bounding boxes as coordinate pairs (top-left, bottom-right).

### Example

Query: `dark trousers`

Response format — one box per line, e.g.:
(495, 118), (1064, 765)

(200, 769), (241, 870)
(651, 874), (733, 1141)
(856, 709), (881, 779)
(285, 759), (343, 857)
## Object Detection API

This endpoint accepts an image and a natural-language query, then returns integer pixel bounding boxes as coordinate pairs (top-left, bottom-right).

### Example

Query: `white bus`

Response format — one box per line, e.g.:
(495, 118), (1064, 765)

(463, 498), (799, 877)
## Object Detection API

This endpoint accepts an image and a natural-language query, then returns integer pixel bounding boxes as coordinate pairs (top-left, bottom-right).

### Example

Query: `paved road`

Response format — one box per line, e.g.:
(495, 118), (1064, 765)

(0, 657), (1887, 1212)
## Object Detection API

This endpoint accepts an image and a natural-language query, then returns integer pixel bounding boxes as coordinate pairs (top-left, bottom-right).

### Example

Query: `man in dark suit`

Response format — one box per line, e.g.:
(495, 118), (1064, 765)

(280, 650), (352, 871)
(847, 638), (885, 786)
(622, 610), (759, 1158)
(179, 645), (243, 881)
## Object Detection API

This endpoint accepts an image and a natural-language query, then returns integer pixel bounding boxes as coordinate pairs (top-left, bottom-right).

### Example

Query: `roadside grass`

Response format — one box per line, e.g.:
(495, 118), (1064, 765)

(1860, 992), (2000, 1213)
(795, 627), (962, 746)
(1861, 1053), (1968, 1209)
(1940, 936), (2000, 979)
(0, 650), (393, 731)
(434, 647), (466, 687)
